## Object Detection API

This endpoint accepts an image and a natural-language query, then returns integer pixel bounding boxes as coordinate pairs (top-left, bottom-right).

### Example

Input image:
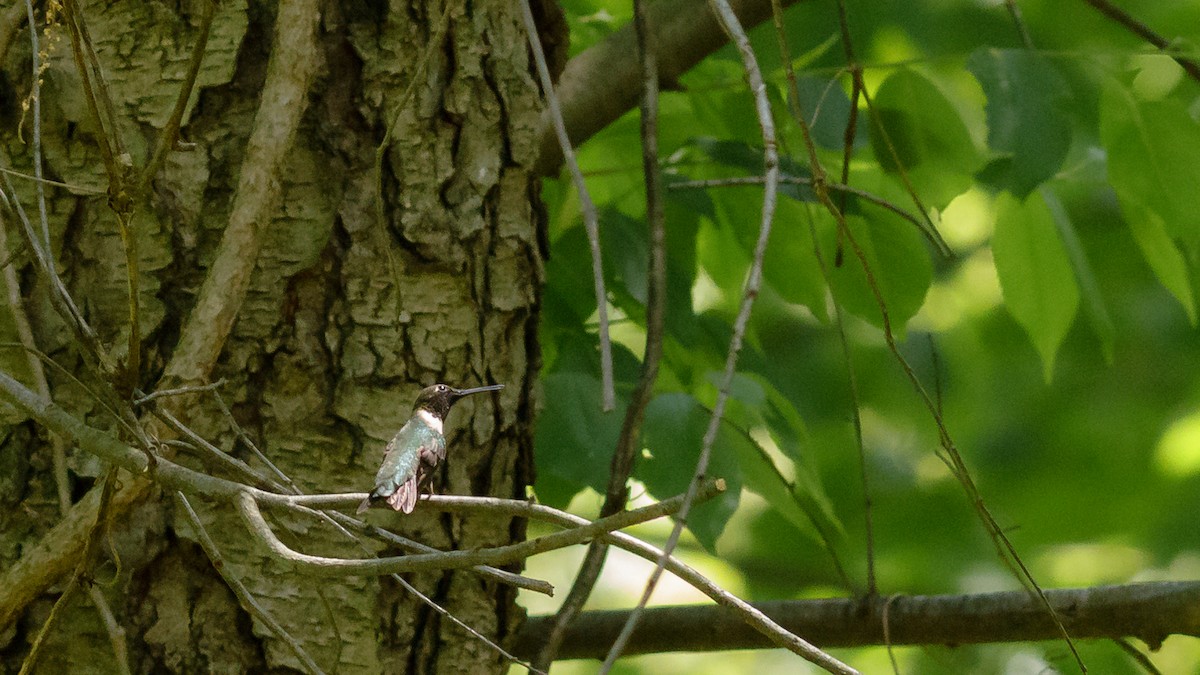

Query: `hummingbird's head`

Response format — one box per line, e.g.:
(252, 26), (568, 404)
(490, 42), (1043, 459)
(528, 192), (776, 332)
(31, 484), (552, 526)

(412, 383), (504, 420)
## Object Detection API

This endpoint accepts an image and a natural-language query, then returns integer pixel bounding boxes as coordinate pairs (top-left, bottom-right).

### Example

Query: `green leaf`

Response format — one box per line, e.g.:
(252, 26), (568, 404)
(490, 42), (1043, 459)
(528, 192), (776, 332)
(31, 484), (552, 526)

(724, 369), (849, 542)
(1099, 82), (1200, 322)
(533, 372), (625, 506)
(639, 393), (742, 552)
(1100, 83), (1200, 252)
(992, 191), (1080, 380)
(1040, 187), (1116, 360)
(821, 208), (933, 335)
(869, 69), (983, 206)
(763, 199), (829, 319)
(968, 49), (1071, 197)
(1123, 200), (1197, 325)
(785, 75), (856, 150)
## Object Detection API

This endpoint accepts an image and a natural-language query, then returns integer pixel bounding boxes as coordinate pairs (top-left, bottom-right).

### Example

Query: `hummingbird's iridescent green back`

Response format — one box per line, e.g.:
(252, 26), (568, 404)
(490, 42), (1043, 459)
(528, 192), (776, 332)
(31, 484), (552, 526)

(369, 414), (446, 513)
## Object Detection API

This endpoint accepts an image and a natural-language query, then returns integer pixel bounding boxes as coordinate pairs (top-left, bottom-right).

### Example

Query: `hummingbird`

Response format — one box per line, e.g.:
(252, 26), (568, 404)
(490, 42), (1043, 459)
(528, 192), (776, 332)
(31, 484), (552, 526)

(357, 383), (504, 515)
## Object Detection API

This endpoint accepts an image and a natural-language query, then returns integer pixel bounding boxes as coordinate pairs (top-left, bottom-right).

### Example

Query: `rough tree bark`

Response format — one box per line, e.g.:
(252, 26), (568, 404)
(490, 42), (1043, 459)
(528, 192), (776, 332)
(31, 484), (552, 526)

(0, 0), (551, 672)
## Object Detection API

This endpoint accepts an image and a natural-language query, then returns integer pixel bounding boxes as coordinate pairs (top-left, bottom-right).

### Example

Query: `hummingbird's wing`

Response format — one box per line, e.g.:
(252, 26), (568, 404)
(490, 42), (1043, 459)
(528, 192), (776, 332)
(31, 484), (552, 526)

(361, 419), (447, 514)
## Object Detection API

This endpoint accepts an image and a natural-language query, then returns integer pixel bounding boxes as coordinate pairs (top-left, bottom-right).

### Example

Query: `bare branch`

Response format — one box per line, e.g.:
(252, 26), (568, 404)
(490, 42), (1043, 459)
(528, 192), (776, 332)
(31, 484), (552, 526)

(512, 581), (1200, 659)
(505, 489), (863, 669)
(132, 380), (227, 406)
(237, 482), (726, 578)
(1003, 0), (1035, 48)
(534, 0), (809, 176)
(519, 0), (615, 411)
(298, 506), (554, 596)
(670, 176), (929, 247)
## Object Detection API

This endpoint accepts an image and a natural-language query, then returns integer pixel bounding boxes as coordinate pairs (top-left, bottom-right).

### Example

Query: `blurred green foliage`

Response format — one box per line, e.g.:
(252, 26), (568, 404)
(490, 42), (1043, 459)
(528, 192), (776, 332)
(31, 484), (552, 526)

(533, 0), (1200, 671)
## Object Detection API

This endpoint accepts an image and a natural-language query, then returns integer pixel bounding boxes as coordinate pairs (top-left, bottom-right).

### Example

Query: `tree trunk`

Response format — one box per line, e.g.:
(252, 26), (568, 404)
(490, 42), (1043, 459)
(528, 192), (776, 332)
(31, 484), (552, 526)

(0, 0), (549, 672)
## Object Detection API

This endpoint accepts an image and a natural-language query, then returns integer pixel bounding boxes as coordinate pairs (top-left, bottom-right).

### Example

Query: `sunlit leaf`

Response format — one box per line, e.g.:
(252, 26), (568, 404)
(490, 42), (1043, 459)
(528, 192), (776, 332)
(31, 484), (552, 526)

(1122, 200), (1197, 325)
(993, 191), (1080, 380)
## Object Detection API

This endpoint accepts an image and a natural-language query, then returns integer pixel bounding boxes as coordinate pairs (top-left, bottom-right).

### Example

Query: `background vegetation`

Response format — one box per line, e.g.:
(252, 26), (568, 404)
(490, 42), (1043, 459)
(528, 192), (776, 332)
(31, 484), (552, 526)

(529, 0), (1200, 672)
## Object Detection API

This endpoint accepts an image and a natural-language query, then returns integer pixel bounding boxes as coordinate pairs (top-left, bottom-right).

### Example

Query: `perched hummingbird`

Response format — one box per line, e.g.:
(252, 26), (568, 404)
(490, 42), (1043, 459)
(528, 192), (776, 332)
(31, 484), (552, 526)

(357, 383), (504, 515)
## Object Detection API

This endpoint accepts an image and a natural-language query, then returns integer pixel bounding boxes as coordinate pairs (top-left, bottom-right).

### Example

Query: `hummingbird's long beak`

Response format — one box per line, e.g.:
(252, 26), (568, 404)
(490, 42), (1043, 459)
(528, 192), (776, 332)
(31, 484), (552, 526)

(450, 384), (505, 399)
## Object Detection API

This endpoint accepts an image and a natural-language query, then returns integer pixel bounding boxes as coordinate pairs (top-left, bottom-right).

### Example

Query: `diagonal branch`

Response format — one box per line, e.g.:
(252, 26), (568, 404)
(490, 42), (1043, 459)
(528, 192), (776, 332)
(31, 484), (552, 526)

(1081, 0), (1200, 83)
(520, 0), (615, 411)
(598, 0), (818, 670)
(177, 492), (325, 675)
(533, 0), (670, 665)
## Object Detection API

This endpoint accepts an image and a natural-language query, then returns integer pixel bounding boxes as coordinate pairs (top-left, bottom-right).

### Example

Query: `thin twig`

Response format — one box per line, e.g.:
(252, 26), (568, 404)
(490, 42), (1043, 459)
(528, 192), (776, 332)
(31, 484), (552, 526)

(1, 152), (120, 382)
(132, 380), (227, 406)
(535, 0), (669, 666)
(856, 83), (953, 259)
(834, 192), (1087, 673)
(882, 594), (900, 674)
(22, 0), (49, 250)
(85, 585), (131, 675)
(603, 0), (814, 669)
(0, 341), (138, 441)
(0, 166), (105, 194)
(138, 0), (217, 189)
(518, 0), (614, 411)
(302, 507), (554, 596)
(17, 574), (82, 675)
(770, 0), (876, 595)
(210, 388), (297, 492)
(176, 492), (326, 675)
(151, 407), (287, 492)
(372, 1), (454, 321)
(1081, 0), (1200, 83)
(1003, 0), (1035, 48)
(1113, 638), (1163, 675)
(670, 174), (930, 251)
(822, 253), (874, 594)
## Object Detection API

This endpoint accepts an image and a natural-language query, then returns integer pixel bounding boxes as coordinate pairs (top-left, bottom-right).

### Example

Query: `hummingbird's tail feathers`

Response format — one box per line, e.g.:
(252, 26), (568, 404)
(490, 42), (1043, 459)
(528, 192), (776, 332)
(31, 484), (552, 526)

(356, 494), (373, 515)
(386, 477), (420, 513)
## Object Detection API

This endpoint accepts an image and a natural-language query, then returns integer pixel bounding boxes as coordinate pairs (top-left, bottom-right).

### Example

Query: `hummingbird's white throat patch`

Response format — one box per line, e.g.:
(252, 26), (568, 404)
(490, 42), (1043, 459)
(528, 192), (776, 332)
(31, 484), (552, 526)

(417, 409), (443, 434)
